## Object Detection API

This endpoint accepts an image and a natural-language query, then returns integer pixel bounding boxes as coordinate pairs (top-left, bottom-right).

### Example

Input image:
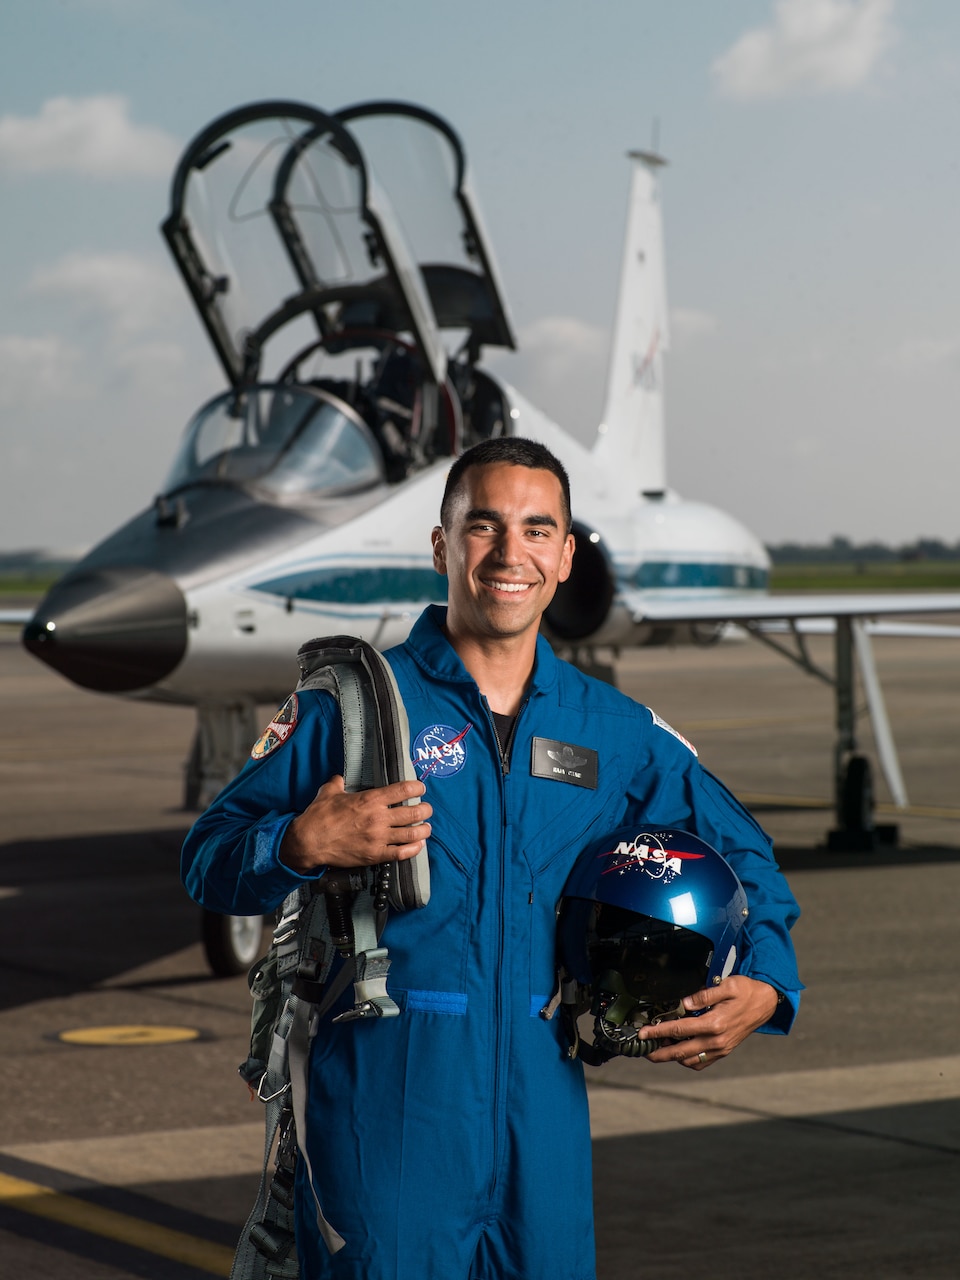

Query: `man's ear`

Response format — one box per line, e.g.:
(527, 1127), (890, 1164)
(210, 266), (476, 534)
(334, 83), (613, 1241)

(558, 531), (575, 584)
(431, 525), (447, 575)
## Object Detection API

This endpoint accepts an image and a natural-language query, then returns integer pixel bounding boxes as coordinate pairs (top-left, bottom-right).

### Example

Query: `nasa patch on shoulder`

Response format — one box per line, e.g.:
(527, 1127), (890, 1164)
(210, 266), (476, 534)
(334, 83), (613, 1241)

(651, 710), (697, 757)
(251, 694), (299, 760)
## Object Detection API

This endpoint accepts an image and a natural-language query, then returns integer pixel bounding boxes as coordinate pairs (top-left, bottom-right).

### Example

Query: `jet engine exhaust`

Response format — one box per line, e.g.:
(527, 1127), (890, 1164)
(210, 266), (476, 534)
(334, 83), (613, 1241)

(545, 521), (616, 641)
(23, 567), (188, 694)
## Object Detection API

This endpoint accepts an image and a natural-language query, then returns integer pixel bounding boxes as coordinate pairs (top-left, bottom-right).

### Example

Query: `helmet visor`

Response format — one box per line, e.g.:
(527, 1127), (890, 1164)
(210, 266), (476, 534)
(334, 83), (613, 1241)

(585, 904), (714, 1011)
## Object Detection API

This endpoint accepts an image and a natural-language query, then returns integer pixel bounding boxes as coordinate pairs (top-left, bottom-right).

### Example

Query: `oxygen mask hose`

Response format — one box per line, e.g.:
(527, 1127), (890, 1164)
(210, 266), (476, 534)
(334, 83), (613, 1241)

(592, 973), (683, 1058)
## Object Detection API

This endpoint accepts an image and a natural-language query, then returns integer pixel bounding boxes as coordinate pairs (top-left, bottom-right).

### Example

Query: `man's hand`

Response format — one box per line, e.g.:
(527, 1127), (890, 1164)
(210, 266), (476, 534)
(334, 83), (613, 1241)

(280, 775), (432, 874)
(637, 976), (780, 1070)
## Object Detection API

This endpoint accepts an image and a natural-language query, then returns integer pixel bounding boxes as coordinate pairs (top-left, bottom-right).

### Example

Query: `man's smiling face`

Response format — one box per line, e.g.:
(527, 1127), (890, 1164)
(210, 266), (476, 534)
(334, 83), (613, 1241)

(432, 462), (575, 644)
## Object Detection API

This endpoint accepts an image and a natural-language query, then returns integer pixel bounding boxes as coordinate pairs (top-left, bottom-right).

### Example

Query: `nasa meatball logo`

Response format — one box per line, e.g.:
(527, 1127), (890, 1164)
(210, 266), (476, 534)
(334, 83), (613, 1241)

(413, 722), (472, 779)
(600, 831), (704, 885)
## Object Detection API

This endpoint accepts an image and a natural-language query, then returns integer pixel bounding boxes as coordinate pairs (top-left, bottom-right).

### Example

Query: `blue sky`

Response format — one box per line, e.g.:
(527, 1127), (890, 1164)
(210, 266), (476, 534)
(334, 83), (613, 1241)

(2, 0), (959, 550)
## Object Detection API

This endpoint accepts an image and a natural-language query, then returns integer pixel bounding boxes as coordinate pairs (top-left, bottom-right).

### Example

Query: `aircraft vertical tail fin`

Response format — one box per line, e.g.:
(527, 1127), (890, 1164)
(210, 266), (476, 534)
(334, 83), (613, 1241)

(593, 150), (669, 493)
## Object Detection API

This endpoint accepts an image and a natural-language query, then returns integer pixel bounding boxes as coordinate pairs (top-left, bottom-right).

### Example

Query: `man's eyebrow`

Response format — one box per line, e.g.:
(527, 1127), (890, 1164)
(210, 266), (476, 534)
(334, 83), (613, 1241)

(464, 507), (559, 529)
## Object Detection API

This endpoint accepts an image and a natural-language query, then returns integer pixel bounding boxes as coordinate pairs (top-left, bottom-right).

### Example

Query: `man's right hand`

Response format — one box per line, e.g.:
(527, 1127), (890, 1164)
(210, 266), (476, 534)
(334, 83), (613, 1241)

(279, 775), (432, 874)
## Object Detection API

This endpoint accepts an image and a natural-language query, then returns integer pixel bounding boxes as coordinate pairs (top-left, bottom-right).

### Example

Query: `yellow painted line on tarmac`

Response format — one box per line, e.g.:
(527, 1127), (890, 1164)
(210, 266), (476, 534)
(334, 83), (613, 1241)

(738, 793), (960, 821)
(681, 714), (828, 732)
(877, 801), (960, 821)
(737, 793), (829, 810)
(680, 708), (960, 734)
(57, 1025), (201, 1047)
(0, 1171), (232, 1276)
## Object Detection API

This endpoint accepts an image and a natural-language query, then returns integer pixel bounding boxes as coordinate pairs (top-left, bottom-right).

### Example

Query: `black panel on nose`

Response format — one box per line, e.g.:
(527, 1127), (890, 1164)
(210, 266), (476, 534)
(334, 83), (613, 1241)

(23, 567), (188, 693)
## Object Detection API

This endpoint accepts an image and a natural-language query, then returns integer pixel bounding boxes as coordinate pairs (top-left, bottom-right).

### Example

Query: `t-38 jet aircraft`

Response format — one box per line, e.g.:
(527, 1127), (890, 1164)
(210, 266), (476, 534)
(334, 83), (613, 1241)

(20, 100), (960, 972)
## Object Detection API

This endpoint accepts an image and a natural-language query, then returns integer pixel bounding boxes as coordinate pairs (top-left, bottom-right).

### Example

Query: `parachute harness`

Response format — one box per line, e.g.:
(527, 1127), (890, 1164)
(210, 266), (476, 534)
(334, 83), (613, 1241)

(231, 636), (429, 1279)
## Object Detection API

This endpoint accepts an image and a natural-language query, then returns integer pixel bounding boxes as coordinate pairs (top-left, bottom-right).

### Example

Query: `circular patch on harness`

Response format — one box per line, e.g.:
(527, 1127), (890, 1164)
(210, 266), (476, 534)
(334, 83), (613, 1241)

(56, 1025), (203, 1046)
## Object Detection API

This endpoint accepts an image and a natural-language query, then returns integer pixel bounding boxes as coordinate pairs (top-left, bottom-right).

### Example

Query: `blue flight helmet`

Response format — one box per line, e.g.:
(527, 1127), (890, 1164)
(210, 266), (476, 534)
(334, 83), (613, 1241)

(555, 826), (749, 1063)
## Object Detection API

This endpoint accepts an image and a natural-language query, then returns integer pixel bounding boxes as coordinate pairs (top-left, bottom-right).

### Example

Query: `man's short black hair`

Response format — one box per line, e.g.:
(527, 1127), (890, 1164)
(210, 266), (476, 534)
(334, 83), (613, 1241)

(439, 437), (572, 531)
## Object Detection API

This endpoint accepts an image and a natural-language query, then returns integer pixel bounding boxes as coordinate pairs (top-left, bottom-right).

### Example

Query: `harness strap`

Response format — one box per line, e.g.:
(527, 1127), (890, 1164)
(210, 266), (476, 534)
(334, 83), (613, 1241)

(231, 636), (428, 1277)
(286, 997), (344, 1254)
(229, 1094), (293, 1280)
(297, 636), (429, 914)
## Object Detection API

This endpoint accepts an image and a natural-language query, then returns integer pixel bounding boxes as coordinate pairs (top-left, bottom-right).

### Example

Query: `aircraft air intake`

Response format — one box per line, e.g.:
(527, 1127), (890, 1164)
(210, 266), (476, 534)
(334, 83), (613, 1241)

(23, 567), (188, 694)
(544, 522), (616, 642)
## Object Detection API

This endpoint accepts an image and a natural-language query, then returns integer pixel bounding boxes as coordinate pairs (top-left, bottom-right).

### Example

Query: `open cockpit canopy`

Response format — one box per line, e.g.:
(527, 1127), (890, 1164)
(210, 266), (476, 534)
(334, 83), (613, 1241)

(162, 100), (514, 390)
(161, 100), (515, 492)
(162, 101), (444, 386)
(335, 102), (515, 353)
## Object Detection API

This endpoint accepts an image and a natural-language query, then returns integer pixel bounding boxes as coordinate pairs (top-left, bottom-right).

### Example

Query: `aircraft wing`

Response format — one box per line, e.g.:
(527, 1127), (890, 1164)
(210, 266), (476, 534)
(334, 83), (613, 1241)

(756, 617), (960, 639)
(620, 589), (960, 626)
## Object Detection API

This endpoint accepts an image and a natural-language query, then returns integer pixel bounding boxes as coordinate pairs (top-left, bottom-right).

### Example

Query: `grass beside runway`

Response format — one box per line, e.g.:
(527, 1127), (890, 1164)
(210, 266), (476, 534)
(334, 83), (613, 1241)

(770, 560), (960, 591)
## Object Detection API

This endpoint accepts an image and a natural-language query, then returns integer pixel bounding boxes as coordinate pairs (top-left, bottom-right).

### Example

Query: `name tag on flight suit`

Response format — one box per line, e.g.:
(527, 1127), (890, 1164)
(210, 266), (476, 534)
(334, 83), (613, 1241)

(531, 737), (598, 789)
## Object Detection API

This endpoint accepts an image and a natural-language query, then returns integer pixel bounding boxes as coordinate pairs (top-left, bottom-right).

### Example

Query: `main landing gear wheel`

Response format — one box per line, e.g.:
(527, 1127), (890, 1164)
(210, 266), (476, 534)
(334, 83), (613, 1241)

(828, 754), (898, 852)
(201, 908), (265, 977)
(840, 754), (874, 833)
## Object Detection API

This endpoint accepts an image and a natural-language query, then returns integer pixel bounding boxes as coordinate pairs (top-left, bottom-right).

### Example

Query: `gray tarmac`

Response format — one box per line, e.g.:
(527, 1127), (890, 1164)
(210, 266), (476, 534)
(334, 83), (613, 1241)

(1, 625), (958, 1279)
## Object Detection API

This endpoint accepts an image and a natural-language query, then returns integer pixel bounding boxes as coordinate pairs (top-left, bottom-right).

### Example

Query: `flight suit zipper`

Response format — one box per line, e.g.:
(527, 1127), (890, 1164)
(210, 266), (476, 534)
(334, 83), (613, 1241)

(482, 693), (529, 1203)
(491, 709), (521, 773)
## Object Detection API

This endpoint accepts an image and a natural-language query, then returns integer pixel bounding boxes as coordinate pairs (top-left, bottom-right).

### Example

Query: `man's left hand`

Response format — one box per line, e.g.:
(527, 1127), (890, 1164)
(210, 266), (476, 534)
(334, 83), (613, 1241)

(637, 976), (780, 1070)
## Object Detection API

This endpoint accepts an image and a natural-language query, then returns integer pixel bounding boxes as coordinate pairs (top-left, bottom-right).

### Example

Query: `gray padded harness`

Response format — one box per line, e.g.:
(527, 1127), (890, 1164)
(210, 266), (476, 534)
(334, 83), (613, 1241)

(230, 636), (429, 1279)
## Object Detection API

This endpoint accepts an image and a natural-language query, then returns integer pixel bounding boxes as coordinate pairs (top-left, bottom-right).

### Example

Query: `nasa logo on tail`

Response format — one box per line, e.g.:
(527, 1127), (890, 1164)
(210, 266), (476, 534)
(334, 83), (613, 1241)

(631, 327), (661, 392)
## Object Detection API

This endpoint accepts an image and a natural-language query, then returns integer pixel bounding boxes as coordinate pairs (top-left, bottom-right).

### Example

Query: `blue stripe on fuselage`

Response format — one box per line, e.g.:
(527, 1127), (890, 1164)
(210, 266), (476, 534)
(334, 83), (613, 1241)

(626, 562), (768, 591)
(247, 559), (767, 605)
(250, 564), (448, 605)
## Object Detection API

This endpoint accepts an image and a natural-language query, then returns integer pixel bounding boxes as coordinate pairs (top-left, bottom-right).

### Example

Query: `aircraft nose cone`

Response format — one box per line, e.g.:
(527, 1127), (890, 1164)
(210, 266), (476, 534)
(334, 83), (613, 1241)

(23, 566), (188, 693)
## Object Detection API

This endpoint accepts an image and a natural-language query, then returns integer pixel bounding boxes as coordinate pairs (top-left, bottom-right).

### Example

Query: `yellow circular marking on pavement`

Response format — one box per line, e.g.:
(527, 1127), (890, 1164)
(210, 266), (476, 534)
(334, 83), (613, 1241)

(57, 1025), (201, 1046)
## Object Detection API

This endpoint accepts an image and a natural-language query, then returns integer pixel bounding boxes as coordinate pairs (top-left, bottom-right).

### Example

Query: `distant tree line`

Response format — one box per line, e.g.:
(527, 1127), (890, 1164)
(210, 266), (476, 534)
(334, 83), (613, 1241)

(0, 550), (78, 577)
(767, 537), (960, 564)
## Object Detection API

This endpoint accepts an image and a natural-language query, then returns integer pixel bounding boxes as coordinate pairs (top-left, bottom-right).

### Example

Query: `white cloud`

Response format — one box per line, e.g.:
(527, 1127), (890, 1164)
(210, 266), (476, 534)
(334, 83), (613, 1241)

(486, 315), (609, 443)
(0, 335), (88, 406)
(713, 0), (897, 100)
(112, 339), (191, 390)
(789, 434), (824, 458)
(28, 251), (184, 338)
(893, 333), (960, 373)
(515, 315), (608, 376)
(0, 95), (179, 177)
(670, 307), (718, 345)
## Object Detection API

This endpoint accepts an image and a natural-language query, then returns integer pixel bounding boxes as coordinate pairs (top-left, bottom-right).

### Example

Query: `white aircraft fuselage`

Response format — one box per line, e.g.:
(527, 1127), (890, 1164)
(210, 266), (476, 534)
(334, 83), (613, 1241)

(161, 404), (768, 705)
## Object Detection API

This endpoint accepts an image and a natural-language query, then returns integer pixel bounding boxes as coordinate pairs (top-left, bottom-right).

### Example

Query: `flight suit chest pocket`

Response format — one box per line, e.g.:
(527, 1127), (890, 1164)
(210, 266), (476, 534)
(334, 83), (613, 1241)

(521, 753), (627, 1015)
(519, 749), (627, 878)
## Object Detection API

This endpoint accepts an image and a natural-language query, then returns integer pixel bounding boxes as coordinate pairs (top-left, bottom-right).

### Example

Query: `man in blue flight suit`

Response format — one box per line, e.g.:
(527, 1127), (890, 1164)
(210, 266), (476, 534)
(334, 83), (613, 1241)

(182, 437), (801, 1280)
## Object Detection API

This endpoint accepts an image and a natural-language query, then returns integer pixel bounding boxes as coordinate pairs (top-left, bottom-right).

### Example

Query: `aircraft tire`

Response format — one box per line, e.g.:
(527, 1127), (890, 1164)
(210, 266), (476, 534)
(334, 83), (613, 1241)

(201, 908), (266, 977)
(840, 755), (875, 833)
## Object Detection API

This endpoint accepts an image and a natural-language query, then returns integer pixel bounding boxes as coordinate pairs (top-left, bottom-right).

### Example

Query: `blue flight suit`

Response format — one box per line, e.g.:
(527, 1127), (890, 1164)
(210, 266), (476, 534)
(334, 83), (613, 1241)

(182, 605), (801, 1280)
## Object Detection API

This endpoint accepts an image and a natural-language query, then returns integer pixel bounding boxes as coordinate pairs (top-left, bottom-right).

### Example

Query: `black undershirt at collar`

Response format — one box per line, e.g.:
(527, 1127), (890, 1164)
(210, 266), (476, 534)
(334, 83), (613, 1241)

(491, 710), (518, 771)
